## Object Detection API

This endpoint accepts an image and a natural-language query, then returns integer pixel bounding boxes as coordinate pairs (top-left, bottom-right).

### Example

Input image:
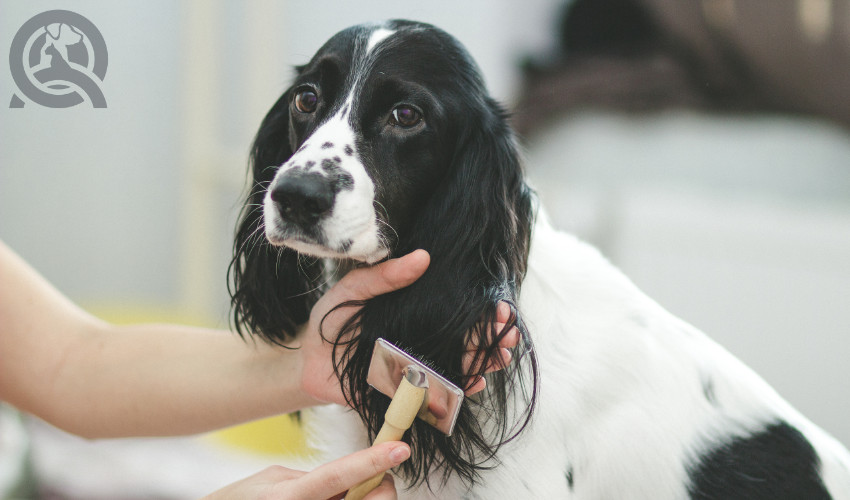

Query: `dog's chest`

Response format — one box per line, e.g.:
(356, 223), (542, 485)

(302, 226), (725, 499)
(304, 219), (849, 499)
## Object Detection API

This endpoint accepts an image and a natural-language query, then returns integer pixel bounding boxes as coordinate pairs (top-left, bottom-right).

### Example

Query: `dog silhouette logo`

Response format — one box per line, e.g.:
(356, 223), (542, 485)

(9, 10), (108, 108)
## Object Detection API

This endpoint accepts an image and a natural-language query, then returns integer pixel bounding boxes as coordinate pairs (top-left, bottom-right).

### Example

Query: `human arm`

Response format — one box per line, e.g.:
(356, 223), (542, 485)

(0, 240), (320, 438)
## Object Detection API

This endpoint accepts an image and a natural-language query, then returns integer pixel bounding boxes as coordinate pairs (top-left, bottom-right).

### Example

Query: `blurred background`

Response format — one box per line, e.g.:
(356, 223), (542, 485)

(1, 0), (848, 498)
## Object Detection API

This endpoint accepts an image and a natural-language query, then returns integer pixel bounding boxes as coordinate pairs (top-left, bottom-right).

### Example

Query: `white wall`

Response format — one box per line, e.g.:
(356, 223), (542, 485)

(1, 0), (183, 307)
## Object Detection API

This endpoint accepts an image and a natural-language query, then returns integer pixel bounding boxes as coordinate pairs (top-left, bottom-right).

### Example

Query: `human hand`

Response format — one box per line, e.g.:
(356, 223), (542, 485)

(463, 301), (521, 394)
(202, 441), (410, 500)
(297, 250), (520, 406)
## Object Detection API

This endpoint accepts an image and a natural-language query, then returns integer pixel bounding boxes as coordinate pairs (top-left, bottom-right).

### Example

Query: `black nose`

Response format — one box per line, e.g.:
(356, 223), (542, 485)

(270, 173), (334, 227)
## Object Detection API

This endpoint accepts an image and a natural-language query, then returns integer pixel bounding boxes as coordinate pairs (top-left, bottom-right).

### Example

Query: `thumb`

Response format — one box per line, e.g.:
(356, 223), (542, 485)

(292, 442), (410, 499)
(334, 250), (430, 302)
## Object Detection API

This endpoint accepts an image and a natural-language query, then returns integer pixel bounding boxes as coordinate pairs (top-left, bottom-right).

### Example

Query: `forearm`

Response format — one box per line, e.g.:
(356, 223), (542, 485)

(47, 323), (317, 438)
(1, 241), (318, 438)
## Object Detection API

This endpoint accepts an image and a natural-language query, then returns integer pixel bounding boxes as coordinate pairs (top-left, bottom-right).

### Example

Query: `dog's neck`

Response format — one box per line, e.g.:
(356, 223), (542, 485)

(322, 257), (371, 287)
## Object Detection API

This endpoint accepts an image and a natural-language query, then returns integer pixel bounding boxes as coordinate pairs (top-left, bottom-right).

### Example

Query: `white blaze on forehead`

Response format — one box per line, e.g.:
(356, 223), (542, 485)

(341, 26), (396, 119)
(366, 27), (395, 53)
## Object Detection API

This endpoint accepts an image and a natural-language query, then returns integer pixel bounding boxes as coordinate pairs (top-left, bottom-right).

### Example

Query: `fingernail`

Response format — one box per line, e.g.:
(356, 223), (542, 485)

(389, 444), (410, 464)
(502, 347), (513, 361)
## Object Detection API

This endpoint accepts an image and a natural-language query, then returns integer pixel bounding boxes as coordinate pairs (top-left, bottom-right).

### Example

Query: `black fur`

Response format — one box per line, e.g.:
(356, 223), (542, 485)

(688, 421), (832, 499)
(229, 20), (538, 486)
(229, 90), (326, 345)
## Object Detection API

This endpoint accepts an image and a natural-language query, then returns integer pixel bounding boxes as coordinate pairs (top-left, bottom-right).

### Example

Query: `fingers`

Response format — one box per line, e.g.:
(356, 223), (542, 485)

(468, 303), (521, 350)
(333, 250), (430, 303)
(292, 442), (410, 499)
(463, 347), (512, 374)
(329, 474), (396, 500)
(462, 347), (512, 396)
(461, 302), (521, 396)
(362, 473), (398, 499)
(486, 348), (513, 373)
(498, 324), (520, 349)
(496, 301), (511, 323)
(201, 465), (303, 500)
(494, 302), (521, 348)
(465, 376), (487, 395)
(487, 324), (520, 349)
(462, 322), (519, 378)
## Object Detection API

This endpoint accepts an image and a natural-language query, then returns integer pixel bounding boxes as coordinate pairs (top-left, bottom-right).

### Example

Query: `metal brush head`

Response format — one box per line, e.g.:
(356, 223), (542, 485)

(367, 338), (465, 436)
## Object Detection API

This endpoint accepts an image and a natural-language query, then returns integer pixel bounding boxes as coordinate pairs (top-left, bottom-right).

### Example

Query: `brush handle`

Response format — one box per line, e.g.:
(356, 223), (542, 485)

(345, 375), (426, 500)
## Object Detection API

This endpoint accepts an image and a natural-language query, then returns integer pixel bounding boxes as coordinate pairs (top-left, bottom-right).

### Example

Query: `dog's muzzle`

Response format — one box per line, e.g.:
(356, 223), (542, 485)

(262, 136), (385, 263)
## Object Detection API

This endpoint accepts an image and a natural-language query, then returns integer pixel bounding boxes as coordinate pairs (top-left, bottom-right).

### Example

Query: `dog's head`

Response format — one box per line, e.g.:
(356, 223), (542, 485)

(230, 20), (537, 486)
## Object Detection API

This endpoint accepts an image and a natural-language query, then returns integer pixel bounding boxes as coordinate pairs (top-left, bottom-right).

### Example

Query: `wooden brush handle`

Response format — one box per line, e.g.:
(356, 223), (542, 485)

(345, 374), (426, 500)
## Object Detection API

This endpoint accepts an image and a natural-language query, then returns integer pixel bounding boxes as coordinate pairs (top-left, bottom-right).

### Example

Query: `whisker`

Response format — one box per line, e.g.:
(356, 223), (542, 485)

(236, 217), (268, 258)
(274, 246), (284, 276)
(281, 253), (337, 299)
(373, 200), (399, 247)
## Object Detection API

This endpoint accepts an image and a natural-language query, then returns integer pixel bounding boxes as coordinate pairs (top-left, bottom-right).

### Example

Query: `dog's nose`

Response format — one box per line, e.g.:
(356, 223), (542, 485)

(270, 173), (334, 226)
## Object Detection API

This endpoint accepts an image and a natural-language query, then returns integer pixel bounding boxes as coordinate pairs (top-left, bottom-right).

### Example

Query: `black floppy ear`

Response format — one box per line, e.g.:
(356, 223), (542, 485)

(335, 96), (538, 486)
(229, 90), (325, 344)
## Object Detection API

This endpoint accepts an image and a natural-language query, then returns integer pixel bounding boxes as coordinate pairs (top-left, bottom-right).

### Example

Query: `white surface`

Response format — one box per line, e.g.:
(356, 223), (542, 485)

(25, 418), (307, 500)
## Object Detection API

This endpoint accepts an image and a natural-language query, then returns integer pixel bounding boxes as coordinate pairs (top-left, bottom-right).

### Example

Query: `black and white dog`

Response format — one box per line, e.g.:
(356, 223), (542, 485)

(230, 20), (850, 499)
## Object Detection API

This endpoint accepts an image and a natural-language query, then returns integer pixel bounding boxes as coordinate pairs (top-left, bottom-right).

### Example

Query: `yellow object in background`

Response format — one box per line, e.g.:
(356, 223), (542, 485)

(209, 414), (311, 457)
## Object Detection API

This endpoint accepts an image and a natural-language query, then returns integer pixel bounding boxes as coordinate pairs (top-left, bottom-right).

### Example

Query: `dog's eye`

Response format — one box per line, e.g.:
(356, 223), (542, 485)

(390, 105), (422, 128)
(294, 89), (318, 114)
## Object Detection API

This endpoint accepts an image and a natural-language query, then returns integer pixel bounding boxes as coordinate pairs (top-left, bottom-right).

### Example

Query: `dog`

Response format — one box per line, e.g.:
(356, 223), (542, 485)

(229, 20), (850, 499)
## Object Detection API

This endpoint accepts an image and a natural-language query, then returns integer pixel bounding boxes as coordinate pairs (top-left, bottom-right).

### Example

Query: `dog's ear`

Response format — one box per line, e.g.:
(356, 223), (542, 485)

(333, 97), (538, 486)
(229, 91), (325, 344)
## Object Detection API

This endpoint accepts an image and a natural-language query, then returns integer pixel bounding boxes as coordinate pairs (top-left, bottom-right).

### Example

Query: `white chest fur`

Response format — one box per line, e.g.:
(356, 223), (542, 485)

(303, 213), (850, 499)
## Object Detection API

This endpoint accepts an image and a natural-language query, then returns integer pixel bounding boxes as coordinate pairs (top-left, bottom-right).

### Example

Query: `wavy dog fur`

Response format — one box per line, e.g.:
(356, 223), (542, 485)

(229, 20), (537, 486)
